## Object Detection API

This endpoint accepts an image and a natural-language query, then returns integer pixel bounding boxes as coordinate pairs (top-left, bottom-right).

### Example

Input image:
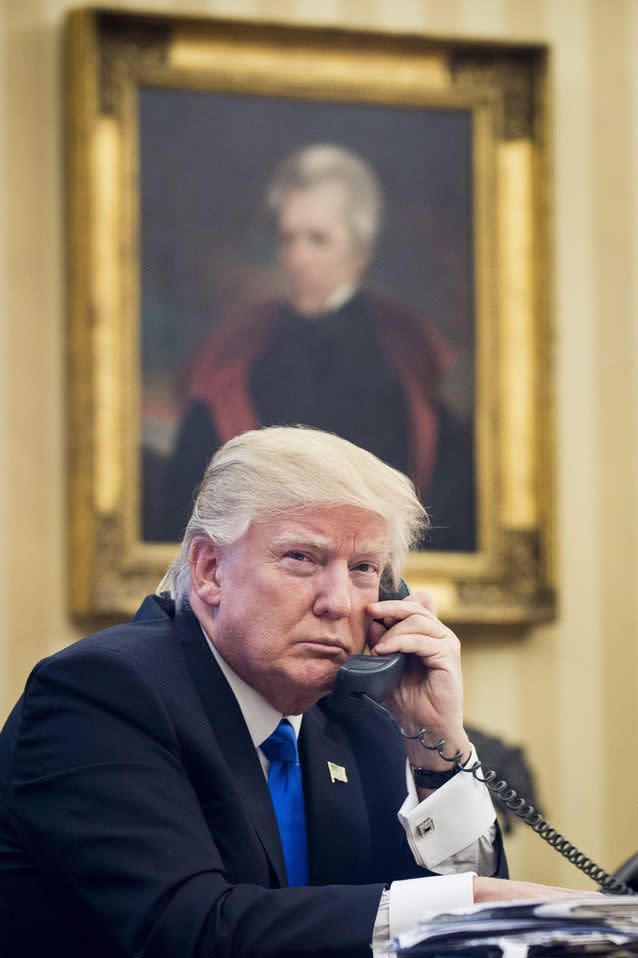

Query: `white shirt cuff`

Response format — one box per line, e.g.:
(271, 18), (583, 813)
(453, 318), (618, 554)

(389, 871), (475, 937)
(371, 872), (476, 955)
(397, 745), (497, 868)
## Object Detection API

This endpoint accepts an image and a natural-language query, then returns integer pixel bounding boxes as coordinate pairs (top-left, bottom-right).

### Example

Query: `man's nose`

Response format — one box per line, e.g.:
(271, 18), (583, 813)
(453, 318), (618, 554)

(313, 567), (352, 619)
(285, 239), (312, 272)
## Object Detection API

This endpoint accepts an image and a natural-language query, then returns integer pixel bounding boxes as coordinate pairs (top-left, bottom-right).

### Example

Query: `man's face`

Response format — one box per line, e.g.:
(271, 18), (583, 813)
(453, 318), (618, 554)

(277, 180), (369, 316)
(198, 505), (389, 714)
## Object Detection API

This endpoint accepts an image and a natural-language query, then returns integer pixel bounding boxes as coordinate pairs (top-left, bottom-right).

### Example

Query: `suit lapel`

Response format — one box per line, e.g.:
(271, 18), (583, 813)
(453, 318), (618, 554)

(174, 608), (288, 887)
(300, 704), (372, 885)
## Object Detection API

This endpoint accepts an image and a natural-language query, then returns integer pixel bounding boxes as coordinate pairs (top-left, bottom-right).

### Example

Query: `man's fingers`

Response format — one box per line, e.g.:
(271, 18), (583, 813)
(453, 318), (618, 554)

(409, 589), (438, 615)
(372, 634), (449, 658)
(368, 599), (439, 622)
(369, 606), (450, 645)
(367, 593), (460, 671)
(372, 619), (459, 658)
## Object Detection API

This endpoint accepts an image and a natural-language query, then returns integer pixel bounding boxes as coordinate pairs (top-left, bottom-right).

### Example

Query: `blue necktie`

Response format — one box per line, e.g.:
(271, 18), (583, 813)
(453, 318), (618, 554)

(260, 719), (309, 886)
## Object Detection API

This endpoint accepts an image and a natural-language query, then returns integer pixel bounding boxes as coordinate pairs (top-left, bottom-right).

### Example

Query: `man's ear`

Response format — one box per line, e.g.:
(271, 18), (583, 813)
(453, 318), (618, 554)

(189, 536), (223, 608)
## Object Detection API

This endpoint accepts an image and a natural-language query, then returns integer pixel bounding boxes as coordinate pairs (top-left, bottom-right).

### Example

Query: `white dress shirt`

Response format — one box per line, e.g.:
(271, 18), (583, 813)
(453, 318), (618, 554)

(202, 630), (497, 953)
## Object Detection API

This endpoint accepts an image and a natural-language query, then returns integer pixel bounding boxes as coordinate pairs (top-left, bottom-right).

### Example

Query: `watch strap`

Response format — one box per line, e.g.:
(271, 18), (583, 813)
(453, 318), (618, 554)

(412, 764), (461, 789)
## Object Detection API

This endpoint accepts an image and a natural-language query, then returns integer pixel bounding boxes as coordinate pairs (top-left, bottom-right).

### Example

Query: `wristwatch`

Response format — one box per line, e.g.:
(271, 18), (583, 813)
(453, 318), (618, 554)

(412, 765), (461, 789)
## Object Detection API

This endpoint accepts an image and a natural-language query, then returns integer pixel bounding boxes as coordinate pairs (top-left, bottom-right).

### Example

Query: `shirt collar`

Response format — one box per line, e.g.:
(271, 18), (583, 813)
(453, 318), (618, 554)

(298, 281), (357, 317)
(201, 625), (303, 747)
(324, 281), (358, 312)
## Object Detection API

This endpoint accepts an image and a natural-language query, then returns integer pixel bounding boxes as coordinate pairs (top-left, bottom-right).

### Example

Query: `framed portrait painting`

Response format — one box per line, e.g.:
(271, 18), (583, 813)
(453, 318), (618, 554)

(65, 9), (555, 624)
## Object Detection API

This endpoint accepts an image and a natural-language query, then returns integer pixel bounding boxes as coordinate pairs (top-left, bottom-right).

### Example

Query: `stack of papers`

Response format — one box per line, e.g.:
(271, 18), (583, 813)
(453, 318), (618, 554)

(386, 896), (638, 957)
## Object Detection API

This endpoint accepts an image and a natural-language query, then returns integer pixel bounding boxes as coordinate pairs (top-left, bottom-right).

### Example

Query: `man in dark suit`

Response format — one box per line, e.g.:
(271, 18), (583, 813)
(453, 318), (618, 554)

(1, 427), (574, 957)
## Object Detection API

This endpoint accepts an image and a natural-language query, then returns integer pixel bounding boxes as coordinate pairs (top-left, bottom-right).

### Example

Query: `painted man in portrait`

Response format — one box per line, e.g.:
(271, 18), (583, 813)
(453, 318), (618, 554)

(157, 144), (475, 550)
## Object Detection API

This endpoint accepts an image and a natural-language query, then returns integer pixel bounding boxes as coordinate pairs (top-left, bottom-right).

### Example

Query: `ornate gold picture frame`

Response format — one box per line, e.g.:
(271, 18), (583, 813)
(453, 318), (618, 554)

(65, 8), (554, 625)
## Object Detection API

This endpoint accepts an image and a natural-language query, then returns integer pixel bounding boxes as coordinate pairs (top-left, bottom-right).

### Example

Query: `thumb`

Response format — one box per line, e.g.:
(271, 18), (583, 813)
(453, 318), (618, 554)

(366, 618), (388, 651)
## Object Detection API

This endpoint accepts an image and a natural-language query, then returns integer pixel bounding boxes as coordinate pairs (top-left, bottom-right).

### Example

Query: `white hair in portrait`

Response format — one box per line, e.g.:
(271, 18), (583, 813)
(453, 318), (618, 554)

(265, 144), (384, 255)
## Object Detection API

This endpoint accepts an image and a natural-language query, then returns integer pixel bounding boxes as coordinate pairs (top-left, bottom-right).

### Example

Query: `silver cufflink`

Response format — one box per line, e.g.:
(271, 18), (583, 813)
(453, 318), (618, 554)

(416, 817), (435, 837)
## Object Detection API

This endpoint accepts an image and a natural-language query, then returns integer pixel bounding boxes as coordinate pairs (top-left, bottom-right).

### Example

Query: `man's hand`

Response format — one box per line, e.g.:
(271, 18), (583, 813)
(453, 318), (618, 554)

(366, 590), (470, 774)
(473, 876), (602, 902)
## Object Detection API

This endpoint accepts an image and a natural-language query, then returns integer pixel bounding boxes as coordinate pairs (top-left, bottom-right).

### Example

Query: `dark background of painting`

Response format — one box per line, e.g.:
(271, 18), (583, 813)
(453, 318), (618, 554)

(139, 87), (475, 540)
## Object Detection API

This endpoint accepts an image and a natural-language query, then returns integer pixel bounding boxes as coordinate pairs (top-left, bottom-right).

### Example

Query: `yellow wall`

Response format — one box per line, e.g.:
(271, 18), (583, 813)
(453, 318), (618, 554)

(2, 0), (638, 891)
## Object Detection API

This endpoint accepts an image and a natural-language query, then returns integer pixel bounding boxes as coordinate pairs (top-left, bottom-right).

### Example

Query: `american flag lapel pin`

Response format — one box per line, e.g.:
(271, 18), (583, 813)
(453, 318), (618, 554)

(327, 761), (348, 784)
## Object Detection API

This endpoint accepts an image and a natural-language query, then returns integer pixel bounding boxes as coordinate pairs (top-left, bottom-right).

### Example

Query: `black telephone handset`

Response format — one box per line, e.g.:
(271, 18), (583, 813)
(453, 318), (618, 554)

(327, 579), (409, 708)
(327, 578), (634, 896)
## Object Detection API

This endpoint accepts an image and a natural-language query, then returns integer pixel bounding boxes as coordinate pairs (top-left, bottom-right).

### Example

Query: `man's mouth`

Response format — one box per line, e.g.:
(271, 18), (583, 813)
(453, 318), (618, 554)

(298, 637), (349, 656)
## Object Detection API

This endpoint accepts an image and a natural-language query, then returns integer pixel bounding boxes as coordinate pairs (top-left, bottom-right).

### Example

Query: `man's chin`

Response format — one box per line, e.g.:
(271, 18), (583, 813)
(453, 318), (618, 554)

(289, 293), (328, 316)
(282, 662), (341, 711)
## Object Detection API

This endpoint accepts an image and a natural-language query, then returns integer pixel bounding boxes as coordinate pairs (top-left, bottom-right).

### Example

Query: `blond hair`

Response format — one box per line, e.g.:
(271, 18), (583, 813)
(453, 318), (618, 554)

(159, 426), (426, 609)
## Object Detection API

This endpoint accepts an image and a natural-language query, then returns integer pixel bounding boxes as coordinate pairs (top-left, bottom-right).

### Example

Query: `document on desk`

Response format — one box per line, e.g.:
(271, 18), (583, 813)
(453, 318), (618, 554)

(384, 896), (638, 957)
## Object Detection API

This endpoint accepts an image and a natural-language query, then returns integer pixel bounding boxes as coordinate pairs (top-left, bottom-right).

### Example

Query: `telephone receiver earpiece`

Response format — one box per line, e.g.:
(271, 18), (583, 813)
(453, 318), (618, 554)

(378, 577), (410, 605)
(326, 578), (410, 708)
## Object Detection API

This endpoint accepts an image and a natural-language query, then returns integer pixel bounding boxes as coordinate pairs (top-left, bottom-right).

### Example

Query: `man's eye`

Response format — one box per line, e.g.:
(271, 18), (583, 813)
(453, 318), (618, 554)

(286, 551), (308, 562)
(354, 563), (378, 574)
(309, 231), (329, 247)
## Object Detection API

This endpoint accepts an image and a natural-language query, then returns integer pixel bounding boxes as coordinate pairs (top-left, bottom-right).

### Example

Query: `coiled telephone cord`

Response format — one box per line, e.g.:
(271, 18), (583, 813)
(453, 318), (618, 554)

(361, 692), (635, 897)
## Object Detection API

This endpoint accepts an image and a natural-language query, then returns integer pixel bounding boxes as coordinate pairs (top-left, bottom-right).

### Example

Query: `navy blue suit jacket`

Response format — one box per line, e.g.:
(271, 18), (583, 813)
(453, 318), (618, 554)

(0, 595), (505, 957)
